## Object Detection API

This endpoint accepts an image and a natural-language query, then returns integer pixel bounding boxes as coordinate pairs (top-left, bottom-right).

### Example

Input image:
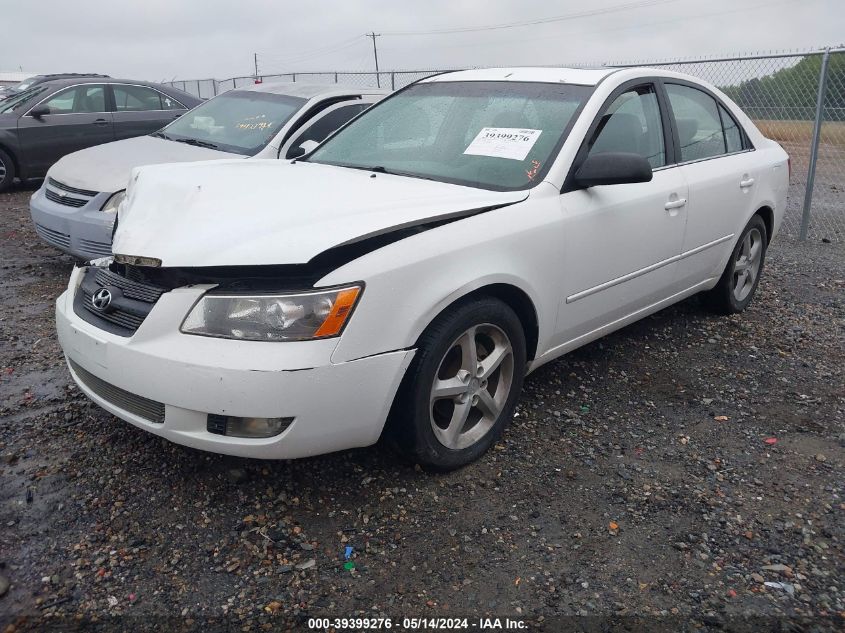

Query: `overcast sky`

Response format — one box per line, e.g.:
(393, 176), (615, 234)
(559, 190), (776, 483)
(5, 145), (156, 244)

(1, 0), (843, 81)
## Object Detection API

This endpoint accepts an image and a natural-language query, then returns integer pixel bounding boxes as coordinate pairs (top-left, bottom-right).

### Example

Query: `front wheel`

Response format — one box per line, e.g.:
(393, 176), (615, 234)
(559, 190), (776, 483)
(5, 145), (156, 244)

(0, 148), (15, 193)
(703, 214), (768, 314)
(389, 297), (527, 471)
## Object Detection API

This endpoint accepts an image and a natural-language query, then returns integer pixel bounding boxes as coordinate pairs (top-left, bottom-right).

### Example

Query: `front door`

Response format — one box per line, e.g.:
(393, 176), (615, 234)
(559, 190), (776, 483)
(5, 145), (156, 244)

(17, 84), (114, 177)
(556, 83), (688, 347)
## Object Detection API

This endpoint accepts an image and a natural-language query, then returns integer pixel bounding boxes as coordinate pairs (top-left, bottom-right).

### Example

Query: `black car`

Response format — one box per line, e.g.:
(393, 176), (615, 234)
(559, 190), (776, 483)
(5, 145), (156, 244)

(0, 77), (201, 191)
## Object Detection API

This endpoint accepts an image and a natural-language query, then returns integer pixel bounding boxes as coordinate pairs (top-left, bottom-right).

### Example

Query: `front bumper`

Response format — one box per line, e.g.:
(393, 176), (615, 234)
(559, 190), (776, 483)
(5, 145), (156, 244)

(30, 183), (114, 260)
(56, 272), (414, 459)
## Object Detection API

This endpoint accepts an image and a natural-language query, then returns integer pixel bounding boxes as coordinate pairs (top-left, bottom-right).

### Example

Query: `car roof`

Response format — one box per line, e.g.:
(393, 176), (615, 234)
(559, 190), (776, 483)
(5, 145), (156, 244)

(240, 81), (388, 98)
(33, 73), (110, 80)
(34, 77), (183, 90)
(422, 67), (620, 86)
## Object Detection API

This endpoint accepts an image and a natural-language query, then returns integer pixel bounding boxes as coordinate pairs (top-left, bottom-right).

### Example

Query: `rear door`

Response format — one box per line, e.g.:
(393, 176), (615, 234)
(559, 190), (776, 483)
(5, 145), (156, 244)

(556, 81), (688, 346)
(110, 84), (188, 140)
(17, 84), (114, 176)
(663, 82), (759, 287)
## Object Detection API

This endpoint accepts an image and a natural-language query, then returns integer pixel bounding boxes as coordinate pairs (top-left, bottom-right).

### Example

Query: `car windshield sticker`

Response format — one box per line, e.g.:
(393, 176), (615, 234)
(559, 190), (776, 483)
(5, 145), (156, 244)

(236, 114), (272, 131)
(463, 127), (542, 161)
(525, 159), (541, 181)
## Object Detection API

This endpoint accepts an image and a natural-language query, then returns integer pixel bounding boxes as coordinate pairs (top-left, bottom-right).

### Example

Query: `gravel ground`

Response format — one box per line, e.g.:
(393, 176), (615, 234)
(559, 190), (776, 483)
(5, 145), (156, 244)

(0, 183), (843, 632)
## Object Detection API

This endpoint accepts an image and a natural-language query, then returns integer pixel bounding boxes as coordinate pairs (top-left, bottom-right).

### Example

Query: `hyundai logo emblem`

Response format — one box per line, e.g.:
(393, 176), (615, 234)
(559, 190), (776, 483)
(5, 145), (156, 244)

(91, 288), (113, 312)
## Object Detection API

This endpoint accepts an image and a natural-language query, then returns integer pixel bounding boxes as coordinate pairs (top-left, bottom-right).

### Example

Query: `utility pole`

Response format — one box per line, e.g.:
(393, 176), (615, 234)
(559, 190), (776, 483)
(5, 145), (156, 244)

(367, 32), (381, 88)
(253, 53), (260, 83)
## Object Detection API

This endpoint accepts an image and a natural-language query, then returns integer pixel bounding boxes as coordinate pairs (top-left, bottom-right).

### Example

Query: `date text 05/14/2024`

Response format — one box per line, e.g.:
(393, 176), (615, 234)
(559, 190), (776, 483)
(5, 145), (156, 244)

(306, 617), (527, 630)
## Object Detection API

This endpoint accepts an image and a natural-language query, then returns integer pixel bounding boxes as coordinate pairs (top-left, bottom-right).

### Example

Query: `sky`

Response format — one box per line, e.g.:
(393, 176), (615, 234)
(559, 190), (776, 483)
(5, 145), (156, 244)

(1, 0), (843, 81)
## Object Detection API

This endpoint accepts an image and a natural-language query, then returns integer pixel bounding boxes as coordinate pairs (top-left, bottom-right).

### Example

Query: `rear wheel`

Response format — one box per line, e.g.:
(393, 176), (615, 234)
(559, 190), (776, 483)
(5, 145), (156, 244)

(703, 214), (767, 314)
(389, 297), (526, 471)
(0, 148), (15, 193)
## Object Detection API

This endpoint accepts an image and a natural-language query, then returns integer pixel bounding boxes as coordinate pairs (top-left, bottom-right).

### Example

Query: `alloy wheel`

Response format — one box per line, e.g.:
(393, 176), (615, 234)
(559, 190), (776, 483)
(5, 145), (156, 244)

(733, 227), (763, 302)
(429, 323), (514, 450)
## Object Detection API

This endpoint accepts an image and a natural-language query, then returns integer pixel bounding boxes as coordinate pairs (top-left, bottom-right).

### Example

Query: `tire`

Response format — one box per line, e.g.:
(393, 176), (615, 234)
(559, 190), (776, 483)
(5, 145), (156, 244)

(0, 147), (15, 193)
(703, 214), (768, 314)
(388, 297), (527, 471)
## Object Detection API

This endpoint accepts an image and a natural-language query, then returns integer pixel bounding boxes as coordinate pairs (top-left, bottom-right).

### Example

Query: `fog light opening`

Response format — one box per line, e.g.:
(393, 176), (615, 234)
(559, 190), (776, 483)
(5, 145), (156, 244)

(207, 414), (293, 438)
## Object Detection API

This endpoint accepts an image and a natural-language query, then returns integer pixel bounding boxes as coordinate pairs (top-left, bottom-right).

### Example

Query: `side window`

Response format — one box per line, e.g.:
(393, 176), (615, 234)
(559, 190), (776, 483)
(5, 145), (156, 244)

(286, 104), (367, 158)
(719, 104), (743, 153)
(44, 85), (106, 114)
(113, 85), (164, 112)
(587, 85), (665, 168)
(665, 84), (727, 162)
(160, 93), (185, 110)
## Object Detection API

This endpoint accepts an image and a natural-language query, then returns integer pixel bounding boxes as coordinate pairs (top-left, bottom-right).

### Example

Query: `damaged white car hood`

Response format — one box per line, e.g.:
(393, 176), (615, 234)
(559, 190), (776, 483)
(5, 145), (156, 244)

(48, 135), (238, 193)
(113, 160), (528, 267)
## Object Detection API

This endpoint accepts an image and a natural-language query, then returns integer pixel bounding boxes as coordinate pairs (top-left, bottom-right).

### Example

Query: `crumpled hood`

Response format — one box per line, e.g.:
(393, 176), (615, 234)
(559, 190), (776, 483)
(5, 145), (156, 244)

(113, 160), (527, 267)
(48, 135), (238, 193)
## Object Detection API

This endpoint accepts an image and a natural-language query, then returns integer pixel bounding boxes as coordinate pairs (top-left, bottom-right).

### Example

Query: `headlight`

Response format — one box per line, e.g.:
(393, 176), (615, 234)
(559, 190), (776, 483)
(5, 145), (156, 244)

(180, 285), (362, 341)
(100, 190), (126, 213)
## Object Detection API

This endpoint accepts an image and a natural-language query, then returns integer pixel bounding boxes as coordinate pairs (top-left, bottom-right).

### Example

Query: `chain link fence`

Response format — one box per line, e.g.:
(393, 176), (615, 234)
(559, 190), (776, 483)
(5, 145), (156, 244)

(166, 48), (845, 242)
(616, 50), (845, 242)
(166, 70), (447, 96)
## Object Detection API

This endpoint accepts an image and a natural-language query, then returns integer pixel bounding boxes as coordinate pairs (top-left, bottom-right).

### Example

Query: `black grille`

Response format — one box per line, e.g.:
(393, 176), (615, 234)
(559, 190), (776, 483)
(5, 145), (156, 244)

(94, 268), (167, 303)
(73, 267), (169, 336)
(46, 188), (87, 208)
(48, 177), (98, 197)
(207, 414), (228, 435)
(69, 359), (165, 424)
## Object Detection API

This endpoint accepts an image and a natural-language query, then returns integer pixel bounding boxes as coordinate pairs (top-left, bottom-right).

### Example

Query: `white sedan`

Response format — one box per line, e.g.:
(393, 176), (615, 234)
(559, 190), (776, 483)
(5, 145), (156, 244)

(55, 66), (788, 470)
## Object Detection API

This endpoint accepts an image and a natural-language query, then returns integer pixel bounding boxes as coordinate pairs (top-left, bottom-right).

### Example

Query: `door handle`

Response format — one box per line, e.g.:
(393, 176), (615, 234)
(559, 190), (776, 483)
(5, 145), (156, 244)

(664, 198), (687, 211)
(92, 118), (109, 126)
(740, 177), (755, 188)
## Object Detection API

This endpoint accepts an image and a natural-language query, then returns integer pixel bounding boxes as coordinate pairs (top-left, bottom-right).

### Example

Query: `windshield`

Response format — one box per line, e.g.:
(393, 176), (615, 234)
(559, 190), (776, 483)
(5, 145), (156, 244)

(0, 85), (49, 113)
(308, 81), (591, 191)
(159, 90), (306, 155)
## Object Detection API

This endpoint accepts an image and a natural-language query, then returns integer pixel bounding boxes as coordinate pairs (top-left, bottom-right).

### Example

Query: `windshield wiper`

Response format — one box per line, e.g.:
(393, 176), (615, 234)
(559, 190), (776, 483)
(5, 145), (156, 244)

(172, 137), (219, 150)
(366, 165), (440, 182)
(317, 162), (441, 183)
(150, 131), (171, 140)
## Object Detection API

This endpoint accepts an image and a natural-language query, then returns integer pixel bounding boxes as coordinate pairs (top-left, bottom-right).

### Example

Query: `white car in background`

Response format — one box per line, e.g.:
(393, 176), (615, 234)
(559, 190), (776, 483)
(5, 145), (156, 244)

(56, 67), (788, 470)
(30, 82), (385, 259)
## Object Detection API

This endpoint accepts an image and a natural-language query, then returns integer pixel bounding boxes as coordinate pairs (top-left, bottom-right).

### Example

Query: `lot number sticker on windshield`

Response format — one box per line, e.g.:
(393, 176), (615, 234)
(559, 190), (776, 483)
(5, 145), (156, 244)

(464, 127), (542, 161)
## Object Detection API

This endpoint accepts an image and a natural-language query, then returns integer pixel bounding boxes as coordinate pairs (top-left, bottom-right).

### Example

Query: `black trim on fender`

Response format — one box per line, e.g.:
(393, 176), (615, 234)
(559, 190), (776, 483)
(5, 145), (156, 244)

(113, 198), (525, 292)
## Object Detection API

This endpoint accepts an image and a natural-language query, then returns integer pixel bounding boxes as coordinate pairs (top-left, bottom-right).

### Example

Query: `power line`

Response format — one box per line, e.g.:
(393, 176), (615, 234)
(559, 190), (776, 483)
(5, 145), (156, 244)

(380, 0), (798, 56)
(380, 0), (683, 36)
(259, 36), (364, 67)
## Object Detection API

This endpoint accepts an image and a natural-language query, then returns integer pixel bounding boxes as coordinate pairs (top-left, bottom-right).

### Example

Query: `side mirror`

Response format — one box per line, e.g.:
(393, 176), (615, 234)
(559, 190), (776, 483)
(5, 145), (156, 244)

(572, 152), (653, 189)
(288, 139), (319, 159)
(30, 105), (50, 119)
